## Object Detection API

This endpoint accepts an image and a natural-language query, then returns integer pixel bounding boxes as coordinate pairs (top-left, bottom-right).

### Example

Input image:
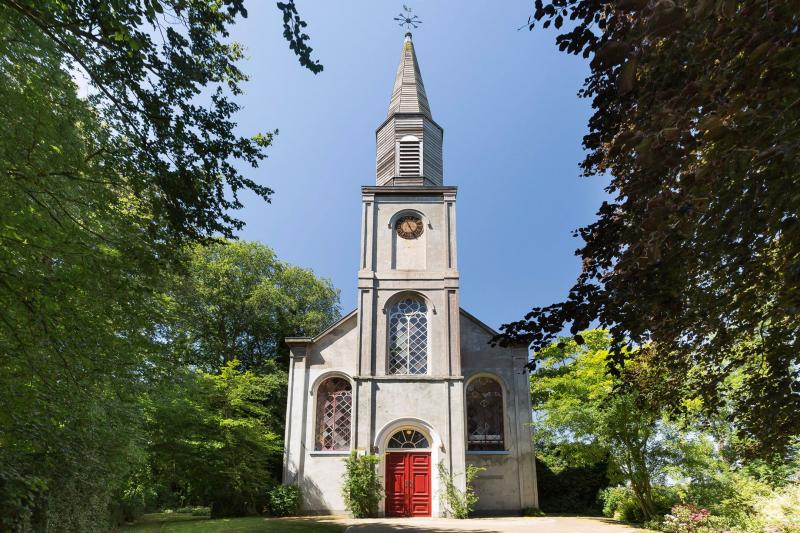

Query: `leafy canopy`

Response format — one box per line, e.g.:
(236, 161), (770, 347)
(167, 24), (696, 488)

(0, 1), (324, 529)
(533, 330), (672, 520)
(166, 240), (341, 370)
(2, 0), (322, 241)
(502, 0), (800, 457)
(137, 361), (286, 518)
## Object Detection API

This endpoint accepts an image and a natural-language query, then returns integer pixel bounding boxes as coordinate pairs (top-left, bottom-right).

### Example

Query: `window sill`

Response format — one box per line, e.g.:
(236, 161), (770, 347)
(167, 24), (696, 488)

(354, 375), (464, 381)
(309, 450), (351, 456)
(466, 450), (511, 455)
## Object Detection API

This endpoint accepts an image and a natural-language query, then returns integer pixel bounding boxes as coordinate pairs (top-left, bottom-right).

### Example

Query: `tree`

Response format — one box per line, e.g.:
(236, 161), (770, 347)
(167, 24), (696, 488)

(533, 330), (675, 520)
(501, 0), (800, 457)
(166, 240), (341, 370)
(139, 361), (286, 518)
(534, 331), (800, 526)
(0, 2), (323, 528)
(1, 0), (322, 241)
(0, 14), (172, 529)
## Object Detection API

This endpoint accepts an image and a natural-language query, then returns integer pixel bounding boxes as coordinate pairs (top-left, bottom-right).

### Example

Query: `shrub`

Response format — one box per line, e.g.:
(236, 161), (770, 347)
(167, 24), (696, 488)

(341, 452), (383, 518)
(438, 462), (485, 519)
(266, 485), (301, 517)
(600, 485), (678, 523)
(754, 482), (800, 533)
(536, 456), (610, 514)
(601, 486), (642, 522)
(662, 504), (711, 533)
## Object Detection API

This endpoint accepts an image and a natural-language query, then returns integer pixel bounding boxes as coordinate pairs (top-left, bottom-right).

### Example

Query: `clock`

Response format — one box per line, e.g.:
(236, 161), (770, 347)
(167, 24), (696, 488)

(396, 215), (424, 239)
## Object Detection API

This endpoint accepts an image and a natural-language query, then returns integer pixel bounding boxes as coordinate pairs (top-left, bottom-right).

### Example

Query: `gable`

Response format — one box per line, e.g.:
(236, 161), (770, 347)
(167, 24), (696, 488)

(307, 310), (359, 369)
(459, 308), (528, 370)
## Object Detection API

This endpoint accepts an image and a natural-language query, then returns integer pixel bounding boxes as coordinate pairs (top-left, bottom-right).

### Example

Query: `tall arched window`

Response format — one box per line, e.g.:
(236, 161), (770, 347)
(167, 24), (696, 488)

(315, 377), (352, 451)
(388, 298), (428, 375)
(466, 377), (505, 451)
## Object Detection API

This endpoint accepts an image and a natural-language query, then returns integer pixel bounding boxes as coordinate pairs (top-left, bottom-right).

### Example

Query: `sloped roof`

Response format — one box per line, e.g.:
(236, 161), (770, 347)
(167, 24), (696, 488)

(295, 307), (506, 344)
(387, 33), (432, 119)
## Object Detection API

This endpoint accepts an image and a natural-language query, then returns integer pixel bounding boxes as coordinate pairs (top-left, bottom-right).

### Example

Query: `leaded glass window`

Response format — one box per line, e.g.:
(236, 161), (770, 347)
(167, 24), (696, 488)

(466, 377), (505, 451)
(388, 298), (428, 375)
(315, 377), (352, 451)
(387, 429), (429, 449)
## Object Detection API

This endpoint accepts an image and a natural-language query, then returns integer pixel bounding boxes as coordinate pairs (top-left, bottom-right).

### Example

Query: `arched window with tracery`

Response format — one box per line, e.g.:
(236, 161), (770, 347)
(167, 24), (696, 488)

(388, 297), (428, 375)
(314, 377), (352, 451)
(466, 377), (505, 451)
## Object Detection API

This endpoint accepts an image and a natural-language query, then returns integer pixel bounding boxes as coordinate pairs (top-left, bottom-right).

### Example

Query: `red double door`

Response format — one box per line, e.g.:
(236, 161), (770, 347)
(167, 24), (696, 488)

(385, 452), (431, 517)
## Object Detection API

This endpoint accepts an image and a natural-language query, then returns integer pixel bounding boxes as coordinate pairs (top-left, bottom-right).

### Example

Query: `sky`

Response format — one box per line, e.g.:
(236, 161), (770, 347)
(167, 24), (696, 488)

(227, 0), (608, 331)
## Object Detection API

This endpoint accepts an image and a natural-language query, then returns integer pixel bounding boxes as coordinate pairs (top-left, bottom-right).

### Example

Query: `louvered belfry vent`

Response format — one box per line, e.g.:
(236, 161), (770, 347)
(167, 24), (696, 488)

(398, 139), (421, 176)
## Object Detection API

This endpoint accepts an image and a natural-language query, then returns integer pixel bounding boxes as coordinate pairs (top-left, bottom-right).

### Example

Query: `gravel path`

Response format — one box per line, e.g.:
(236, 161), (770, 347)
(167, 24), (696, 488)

(340, 516), (652, 533)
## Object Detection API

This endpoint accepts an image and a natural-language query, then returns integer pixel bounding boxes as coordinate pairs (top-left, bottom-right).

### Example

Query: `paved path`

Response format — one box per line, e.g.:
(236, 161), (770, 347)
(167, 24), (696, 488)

(339, 516), (652, 533)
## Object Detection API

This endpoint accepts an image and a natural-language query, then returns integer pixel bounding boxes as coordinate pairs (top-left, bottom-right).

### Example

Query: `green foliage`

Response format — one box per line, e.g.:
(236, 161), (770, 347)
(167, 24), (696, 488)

(535, 456), (610, 514)
(0, 10), (170, 529)
(601, 486), (641, 523)
(503, 0), (800, 458)
(138, 361), (286, 518)
(531, 330), (674, 520)
(266, 485), (301, 517)
(0, 0), (324, 529)
(753, 482), (800, 533)
(600, 485), (678, 524)
(437, 462), (485, 519)
(125, 513), (344, 532)
(2, 0), (321, 241)
(341, 453), (383, 518)
(174, 507), (210, 516)
(166, 240), (340, 370)
(276, 2), (324, 74)
(537, 333), (800, 530)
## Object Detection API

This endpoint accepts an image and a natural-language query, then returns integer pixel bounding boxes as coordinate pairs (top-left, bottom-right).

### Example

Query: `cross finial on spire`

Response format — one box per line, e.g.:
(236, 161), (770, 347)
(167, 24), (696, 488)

(394, 5), (422, 32)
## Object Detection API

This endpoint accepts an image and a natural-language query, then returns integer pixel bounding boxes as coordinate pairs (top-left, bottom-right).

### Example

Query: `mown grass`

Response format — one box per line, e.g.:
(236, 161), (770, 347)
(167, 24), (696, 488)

(123, 512), (345, 532)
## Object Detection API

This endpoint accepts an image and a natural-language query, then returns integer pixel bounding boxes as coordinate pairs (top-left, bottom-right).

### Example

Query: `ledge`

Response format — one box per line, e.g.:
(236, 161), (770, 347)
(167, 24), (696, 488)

(466, 450), (511, 456)
(353, 375), (464, 382)
(309, 451), (351, 457)
(362, 185), (457, 195)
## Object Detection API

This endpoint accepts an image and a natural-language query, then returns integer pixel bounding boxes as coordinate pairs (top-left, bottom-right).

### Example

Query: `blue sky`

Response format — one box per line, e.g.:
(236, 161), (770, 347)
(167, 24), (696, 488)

(228, 1), (607, 330)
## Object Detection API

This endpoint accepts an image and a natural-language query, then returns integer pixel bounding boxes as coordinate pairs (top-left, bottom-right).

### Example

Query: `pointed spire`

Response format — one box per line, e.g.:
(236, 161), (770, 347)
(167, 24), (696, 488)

(387, 33), (432, 118)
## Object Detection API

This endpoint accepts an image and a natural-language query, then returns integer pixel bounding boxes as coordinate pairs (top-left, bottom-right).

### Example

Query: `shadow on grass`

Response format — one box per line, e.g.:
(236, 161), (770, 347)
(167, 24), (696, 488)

(122, 513), (346, 532)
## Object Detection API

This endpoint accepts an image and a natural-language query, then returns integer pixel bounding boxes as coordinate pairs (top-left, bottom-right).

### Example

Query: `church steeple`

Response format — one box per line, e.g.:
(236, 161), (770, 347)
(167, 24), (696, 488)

(388, 33), (431, 119)
(376, 32), (444, 187)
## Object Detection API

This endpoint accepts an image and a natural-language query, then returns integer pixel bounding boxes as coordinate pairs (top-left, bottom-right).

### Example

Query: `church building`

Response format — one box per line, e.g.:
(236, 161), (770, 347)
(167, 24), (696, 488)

(282, 32), (538, 517)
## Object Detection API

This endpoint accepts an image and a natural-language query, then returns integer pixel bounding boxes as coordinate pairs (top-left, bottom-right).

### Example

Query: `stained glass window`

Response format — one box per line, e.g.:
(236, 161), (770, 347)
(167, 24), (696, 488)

(466, 377), (505, 451)
(315, 377), (352, 451)
(388, 298), (428, 375)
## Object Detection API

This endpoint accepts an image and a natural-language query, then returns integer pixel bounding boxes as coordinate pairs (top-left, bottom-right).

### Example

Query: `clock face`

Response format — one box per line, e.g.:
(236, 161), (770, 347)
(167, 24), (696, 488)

(396, 215), (424, 239)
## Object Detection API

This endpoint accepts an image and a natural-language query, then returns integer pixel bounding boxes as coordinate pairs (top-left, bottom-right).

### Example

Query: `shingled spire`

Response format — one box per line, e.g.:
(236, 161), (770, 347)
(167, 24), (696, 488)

(376, 33), (443, 186)
(388, 33), (432, 118)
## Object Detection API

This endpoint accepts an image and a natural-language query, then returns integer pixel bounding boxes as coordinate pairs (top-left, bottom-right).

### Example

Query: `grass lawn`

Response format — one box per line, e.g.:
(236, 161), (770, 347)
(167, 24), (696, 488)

(123, 512), (345, 533)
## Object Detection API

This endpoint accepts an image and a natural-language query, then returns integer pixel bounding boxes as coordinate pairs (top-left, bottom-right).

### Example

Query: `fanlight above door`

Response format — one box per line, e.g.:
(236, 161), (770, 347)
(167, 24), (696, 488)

(387, 429), (429, 449)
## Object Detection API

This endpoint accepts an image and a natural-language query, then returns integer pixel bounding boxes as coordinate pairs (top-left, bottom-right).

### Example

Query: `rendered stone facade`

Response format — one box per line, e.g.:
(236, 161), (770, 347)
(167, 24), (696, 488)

(282, 32), (538, 517)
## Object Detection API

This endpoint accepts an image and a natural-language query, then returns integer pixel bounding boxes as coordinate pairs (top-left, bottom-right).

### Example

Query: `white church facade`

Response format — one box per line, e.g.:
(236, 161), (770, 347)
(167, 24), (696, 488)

(282, 32), (538, 517)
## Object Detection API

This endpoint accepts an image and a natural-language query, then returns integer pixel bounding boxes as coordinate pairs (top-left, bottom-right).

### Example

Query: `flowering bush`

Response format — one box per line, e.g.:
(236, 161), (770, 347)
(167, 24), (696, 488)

(662, 504), (711, 533)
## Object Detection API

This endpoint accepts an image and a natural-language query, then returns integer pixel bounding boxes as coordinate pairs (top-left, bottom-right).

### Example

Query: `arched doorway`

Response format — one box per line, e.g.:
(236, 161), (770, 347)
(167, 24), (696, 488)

(384, 428), (432, 517)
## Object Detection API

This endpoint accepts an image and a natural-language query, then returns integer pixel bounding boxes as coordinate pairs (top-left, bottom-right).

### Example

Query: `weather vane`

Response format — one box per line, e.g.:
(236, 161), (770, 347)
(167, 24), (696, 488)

(394, 5), (422, 31)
